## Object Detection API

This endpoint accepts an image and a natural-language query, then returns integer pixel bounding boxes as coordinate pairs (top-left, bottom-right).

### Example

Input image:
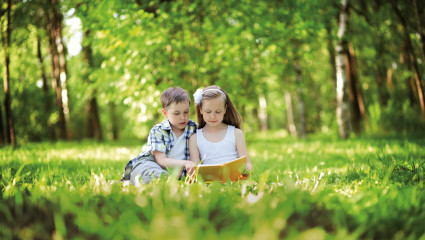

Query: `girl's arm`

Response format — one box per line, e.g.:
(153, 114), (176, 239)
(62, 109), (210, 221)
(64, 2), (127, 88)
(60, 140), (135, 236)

(187, 134), (200, 176)
(188, 134), (200, 165)
(235, 128), (253, 171)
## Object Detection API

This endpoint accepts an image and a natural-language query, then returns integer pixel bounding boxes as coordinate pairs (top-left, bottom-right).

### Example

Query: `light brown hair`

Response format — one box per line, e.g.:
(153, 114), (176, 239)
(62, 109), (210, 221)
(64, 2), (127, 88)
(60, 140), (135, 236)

(195, 85), (242, 129)
(160, 87), (190, 110)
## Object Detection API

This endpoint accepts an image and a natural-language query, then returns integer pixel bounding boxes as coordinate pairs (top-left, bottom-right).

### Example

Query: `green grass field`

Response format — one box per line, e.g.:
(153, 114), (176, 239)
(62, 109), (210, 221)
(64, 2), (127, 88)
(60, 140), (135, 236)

(1, 132), (425, 239)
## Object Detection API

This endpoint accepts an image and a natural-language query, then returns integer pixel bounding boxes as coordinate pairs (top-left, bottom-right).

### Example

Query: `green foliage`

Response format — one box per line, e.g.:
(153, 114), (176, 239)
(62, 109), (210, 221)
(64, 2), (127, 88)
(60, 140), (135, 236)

(1, 0), (424, 142)
(1, 134), (425, 239)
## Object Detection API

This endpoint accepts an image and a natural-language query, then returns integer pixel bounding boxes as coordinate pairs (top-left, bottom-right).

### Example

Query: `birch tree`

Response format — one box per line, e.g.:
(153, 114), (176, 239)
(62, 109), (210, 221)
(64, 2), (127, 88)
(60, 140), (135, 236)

(335, 0), (351, 139)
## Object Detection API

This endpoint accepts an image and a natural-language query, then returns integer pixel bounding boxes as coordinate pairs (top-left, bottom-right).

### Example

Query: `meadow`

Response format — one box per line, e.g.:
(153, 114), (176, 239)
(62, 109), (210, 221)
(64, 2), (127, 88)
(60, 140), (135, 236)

(1, 132), (425, 239)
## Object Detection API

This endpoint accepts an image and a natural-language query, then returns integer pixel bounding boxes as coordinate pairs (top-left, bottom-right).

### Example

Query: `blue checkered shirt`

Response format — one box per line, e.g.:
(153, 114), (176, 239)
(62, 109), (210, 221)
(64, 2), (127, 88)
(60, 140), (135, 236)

(146, 119), (197, 159)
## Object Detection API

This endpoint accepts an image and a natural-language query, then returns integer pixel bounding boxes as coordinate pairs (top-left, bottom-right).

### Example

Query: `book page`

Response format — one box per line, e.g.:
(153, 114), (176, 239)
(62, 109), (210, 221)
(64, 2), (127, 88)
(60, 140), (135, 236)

(197, 156), (247, 182)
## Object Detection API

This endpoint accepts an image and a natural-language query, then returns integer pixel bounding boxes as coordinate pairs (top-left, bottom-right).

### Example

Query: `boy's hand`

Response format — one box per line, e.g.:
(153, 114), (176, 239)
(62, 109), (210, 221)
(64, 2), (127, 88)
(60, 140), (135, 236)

(185, 161), (198, 175)
(185, 161), (198, 183)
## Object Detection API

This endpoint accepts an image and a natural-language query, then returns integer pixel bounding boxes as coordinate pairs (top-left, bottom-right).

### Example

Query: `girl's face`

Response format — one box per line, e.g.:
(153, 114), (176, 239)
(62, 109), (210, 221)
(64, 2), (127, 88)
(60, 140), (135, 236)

(200, 97), (226, 127)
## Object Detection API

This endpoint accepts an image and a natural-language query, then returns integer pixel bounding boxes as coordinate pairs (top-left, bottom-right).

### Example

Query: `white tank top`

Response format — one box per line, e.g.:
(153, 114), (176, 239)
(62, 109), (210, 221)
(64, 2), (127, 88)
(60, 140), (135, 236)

(197, 125), (239, 165)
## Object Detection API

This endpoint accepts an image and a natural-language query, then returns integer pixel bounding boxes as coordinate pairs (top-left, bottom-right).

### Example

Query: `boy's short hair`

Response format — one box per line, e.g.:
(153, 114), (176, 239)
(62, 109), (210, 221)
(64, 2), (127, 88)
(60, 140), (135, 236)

(160, 87), (191, 109)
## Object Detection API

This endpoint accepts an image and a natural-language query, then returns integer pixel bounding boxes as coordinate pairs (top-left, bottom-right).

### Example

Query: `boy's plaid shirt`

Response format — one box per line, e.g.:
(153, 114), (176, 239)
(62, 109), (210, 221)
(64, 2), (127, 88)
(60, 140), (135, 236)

(146, 119), (197, 159)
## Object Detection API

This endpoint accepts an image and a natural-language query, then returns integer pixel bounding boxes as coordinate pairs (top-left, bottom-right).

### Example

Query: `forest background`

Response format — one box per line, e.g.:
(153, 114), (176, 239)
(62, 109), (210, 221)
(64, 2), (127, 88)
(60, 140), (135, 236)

(2, 1), (425, 239)
(1, 0), (425, 143)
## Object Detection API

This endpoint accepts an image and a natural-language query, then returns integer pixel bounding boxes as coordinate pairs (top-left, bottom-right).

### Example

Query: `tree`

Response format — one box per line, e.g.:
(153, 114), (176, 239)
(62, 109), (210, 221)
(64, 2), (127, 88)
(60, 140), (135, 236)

(413, 0), (425, 60)
(391, 0), (425, 121)
(1, 0), (424, 142)
(82, 30), (102, 141)
(36, 34), (56, 140)
(285, 91), (297, 137)
(0, 100), (4, 144)
(52, 0), (71, 129)
(325, 18), (337, 90)
(46, 0), (67, 140)
(295, 59), (306, 138)
(346, 42), (365, 134)
(1, 0), (16, 146)
(258, 94), (268, 132)
(335, 0), (351, 139)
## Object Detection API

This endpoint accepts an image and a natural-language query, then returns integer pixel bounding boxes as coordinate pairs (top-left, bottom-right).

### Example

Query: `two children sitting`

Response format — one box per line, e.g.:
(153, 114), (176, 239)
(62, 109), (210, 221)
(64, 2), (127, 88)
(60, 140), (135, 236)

(121, 86), (252, 184)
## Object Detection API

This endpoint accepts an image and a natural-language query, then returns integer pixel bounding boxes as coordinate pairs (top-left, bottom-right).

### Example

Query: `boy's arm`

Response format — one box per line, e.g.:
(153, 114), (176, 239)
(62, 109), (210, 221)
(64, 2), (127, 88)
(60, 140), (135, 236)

(153, 151), (192, 169)
(235, 128), (253, 171)
(148, 123), (197, 172)
(148, 127), (187, 169)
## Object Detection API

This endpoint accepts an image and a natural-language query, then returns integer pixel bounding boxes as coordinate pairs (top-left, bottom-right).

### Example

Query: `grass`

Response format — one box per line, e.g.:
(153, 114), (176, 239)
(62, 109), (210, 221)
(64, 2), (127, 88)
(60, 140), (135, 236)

(1, 133), (425, 239)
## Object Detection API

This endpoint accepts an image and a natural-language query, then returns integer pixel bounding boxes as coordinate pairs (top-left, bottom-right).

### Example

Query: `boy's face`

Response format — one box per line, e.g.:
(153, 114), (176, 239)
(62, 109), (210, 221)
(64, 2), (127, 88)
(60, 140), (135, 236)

(162, 101), (190, 131)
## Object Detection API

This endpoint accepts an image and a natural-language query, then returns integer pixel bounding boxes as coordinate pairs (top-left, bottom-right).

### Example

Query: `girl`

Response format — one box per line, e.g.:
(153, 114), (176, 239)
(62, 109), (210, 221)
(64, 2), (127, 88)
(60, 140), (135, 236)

(188, 85), (253, 171)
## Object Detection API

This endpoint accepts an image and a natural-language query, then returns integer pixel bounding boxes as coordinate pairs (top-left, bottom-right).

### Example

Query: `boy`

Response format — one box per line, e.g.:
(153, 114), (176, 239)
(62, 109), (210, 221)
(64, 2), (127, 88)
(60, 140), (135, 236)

(121, 87), (197, 184)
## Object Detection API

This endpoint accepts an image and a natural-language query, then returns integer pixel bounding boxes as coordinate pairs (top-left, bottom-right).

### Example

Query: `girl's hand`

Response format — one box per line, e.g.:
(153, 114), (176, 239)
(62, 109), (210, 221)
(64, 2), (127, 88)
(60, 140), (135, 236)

(245, 161), (253, 172)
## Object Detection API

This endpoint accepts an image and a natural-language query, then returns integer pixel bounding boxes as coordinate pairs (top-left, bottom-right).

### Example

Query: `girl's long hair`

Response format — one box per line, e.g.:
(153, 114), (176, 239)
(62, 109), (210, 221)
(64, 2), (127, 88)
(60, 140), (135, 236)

(195, 85), (242, 129)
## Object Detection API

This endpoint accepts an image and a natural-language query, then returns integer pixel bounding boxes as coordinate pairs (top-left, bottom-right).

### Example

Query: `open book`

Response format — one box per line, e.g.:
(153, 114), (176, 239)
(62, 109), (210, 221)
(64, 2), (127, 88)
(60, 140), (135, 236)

(196, 156), (249, 183)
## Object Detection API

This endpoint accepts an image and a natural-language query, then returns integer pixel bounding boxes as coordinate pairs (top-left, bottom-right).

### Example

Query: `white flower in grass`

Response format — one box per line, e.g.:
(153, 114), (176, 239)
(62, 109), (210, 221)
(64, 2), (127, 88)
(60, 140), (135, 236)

(246, 192), (263, 204)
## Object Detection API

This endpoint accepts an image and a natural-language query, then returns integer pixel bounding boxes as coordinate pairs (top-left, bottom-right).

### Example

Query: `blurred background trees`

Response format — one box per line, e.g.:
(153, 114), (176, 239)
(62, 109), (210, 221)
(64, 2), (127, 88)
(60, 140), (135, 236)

(0, 0), (424, 145)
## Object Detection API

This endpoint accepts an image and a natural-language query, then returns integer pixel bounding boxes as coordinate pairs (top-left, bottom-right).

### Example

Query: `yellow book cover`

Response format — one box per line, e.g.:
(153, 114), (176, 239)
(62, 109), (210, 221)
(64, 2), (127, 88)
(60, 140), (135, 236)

(196, 156), (249, 183)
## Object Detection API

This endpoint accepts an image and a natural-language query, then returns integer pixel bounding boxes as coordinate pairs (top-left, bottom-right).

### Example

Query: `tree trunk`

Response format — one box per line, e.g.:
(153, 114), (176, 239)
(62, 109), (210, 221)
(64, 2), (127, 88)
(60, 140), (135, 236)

(325, 19), (337, 89)
(0, 103), (5, 145)
(83, 30), (103, 141)
(258, 94), (268, 132)
(376, 65), (391, 107)
(48, 0), (67, 140)
(413, 0), (425, 60)
(240, 73), (255, 122)
(109, 103), (119, 140)
(392, 0), (425, 121)
(346, 42), (364, 134)
(386, 68), (395, 91)
(3, 0), (16, 146)
(53, 4), (71, 128)
(335, 0), (351, 139)
(37, 36), (49, 95)
(402, 47), (418, 107)
(408, 77), (417, 107)
(252, 108), (260, 130)
(37, 35), (56, 140)
(295, 61), (306, 139)
(349, 44), (365, 117)
(407, 51), (425, 120)
(285, 91), (297, 137)
(86, 97), (103, 140)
